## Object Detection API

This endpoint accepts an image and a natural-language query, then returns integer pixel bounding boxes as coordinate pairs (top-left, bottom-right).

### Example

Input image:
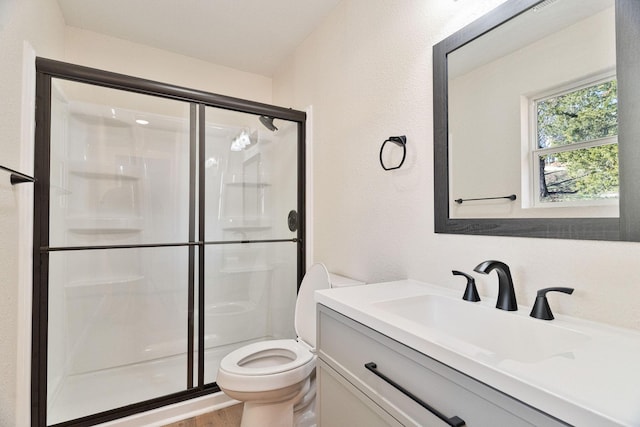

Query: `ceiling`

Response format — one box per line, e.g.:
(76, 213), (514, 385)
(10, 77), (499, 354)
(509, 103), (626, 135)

(56, 0), (342, 77)
(448, 0), (614, 78)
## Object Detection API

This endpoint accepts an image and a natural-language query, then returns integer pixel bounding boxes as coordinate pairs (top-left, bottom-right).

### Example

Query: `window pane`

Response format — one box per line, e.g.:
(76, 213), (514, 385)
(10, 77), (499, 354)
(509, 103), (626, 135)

(537, 79), (617, 149)
(538, 144), (618, 203)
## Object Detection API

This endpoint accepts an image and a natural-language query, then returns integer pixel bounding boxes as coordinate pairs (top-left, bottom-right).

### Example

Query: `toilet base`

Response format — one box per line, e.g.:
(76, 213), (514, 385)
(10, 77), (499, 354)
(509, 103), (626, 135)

(238, 377), (315, 427)
(241, 398), (316, 427)
(241, 400), (295, 427)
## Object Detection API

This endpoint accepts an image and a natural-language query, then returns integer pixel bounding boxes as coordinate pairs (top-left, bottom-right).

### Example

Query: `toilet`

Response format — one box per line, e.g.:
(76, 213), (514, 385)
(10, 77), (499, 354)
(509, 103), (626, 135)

(216, 263), (363, 427)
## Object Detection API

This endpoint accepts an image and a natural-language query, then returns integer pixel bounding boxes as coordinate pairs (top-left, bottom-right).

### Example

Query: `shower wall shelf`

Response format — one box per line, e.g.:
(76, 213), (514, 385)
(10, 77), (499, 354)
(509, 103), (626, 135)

(66, 216), (144, 233)
(224, 173), (271, 184)
(219, 266), (274, 274)
(68, 161), (142, 180)
(65, 275), (146, 297)
(70, 111), (132, 129)
(225, 182), (271, 188)
(220, 217), (272, 231)
(221, 224), (273, 232)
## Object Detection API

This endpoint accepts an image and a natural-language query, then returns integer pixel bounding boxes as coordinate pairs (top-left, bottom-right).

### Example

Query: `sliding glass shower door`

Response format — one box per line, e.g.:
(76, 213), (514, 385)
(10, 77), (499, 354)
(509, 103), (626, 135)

(33, 59), (305, 427)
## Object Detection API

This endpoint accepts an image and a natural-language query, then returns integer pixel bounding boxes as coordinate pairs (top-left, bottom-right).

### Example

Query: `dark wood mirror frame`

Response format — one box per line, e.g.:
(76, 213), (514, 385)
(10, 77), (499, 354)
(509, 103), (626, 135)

(433, 0), (640, 241)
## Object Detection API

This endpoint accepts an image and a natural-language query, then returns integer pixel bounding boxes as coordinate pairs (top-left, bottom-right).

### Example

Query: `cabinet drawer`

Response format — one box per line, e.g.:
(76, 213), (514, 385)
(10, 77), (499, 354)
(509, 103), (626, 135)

(318, 359), (404, 427)
(317, 305), (568, 427)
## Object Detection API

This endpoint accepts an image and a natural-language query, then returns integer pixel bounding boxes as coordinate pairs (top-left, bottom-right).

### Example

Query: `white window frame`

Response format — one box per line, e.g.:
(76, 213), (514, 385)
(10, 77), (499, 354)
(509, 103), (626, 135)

(524, 72), (618, 209)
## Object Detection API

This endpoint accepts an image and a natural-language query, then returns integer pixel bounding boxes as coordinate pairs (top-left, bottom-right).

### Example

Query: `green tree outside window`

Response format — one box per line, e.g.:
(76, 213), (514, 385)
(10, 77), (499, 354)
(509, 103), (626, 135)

(535, 79), (618, 203)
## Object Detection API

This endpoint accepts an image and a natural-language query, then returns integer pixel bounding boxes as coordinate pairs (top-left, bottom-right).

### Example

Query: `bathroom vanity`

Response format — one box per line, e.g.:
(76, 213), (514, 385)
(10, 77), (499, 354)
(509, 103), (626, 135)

(315, 281), (640, 426)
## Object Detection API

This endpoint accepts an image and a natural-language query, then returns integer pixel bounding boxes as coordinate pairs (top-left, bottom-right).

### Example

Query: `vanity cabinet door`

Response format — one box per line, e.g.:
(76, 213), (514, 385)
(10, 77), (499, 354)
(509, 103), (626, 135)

(317, 360), (404, 427)
(317, 305), (569, 427)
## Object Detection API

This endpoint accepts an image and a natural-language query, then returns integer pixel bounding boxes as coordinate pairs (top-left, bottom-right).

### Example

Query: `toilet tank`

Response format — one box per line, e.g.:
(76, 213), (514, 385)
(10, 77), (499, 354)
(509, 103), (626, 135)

(295, 265), (364, 350)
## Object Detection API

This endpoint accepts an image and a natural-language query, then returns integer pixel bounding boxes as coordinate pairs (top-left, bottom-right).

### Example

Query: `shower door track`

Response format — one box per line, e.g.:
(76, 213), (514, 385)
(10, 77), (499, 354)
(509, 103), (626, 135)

(40, 238), (300, 252)
(32, 58), (306, 427)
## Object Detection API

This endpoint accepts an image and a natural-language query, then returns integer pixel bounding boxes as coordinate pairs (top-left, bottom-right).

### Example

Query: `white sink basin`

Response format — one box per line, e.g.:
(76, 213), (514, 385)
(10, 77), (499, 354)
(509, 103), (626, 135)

(373, 294), (590, 363)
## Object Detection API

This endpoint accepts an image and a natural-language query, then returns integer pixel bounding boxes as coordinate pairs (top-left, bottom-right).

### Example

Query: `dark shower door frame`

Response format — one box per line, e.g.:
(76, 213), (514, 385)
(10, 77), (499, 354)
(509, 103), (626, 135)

(31, 57), (306, 427)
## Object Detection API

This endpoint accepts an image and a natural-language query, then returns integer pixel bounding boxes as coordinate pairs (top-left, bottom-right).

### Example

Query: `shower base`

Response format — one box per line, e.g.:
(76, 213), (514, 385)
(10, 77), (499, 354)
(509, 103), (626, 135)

(47, 338), (265, 425)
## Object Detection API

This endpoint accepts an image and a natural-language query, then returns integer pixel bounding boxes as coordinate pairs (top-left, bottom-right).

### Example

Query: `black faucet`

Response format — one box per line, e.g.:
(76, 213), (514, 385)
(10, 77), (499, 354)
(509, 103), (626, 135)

(473, 260), (517, 311)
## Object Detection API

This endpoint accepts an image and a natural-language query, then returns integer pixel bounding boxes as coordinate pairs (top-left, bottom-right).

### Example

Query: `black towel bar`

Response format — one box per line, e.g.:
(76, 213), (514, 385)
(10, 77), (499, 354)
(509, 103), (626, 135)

(0, 165), (35, 185)
(454, 194), (516, 204)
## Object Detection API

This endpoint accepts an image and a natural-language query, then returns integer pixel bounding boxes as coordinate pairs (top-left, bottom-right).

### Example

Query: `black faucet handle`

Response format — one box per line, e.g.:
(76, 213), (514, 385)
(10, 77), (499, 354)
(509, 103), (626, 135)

(452, 270), (481, 302)
(530, 287), (574, 320)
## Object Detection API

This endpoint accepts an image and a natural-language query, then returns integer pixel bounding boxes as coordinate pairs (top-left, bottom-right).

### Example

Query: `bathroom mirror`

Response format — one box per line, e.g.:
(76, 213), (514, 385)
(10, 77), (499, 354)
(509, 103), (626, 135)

(433, 0), (640, 241)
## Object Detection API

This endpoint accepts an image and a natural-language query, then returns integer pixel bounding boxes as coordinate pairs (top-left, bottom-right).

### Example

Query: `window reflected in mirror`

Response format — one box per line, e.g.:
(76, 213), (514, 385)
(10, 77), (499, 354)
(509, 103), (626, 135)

(447, 0), (616, 219)
(533, 76), (618, 206)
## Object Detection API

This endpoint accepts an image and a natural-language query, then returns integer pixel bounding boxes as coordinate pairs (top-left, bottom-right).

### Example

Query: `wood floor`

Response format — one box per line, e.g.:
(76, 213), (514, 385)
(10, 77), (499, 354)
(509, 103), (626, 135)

(162, 404), (243, 427)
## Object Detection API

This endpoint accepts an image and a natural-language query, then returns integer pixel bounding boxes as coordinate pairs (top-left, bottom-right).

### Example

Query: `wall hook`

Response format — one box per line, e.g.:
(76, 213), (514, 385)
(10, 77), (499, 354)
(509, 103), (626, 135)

(379, 135), (407, 171)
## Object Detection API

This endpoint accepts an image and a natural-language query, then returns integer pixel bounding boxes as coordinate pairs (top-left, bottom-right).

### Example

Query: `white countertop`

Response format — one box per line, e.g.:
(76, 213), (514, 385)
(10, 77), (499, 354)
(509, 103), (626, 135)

(315, 280), (640, 427)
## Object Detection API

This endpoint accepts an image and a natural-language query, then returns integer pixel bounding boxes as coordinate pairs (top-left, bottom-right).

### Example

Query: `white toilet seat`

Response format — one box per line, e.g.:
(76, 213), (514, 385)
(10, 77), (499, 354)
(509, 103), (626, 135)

(220, 339), (314, 376)
(217, 339), (316, 393)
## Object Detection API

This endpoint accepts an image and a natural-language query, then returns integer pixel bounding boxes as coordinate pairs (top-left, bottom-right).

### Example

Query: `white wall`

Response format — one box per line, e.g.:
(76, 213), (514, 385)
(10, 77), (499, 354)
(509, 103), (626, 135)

(273, 0), (640, 332)
(0, 0), (66, 425)
(64, 27), (273, 104)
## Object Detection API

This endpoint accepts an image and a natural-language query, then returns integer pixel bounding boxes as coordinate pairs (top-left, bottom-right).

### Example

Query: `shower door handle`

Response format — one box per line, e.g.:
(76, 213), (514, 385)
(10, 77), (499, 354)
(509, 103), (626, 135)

(288, 210), (298, 232)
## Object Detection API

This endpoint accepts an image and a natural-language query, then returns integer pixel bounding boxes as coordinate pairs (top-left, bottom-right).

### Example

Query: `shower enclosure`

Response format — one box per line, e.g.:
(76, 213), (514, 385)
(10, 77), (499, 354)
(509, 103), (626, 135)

(32, 59), (305, 427)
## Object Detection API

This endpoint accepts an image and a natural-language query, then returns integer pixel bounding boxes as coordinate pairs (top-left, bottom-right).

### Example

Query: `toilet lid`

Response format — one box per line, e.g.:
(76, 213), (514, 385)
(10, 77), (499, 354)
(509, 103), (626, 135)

(294, 263), (331, 350)
(219, 339), (314, 376)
